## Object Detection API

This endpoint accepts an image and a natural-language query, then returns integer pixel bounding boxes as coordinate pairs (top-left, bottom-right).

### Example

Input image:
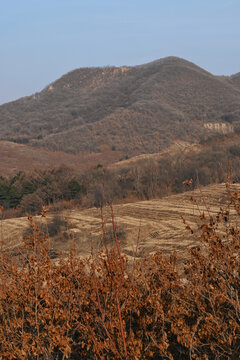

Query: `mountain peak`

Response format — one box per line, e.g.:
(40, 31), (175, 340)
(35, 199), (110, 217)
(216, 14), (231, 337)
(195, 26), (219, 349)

(0, 57), (240, 157)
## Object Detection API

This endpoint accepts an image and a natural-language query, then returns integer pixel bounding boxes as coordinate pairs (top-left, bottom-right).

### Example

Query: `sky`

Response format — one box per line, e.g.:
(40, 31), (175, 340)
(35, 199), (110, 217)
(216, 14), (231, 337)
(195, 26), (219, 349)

(0, 0), (240, 104)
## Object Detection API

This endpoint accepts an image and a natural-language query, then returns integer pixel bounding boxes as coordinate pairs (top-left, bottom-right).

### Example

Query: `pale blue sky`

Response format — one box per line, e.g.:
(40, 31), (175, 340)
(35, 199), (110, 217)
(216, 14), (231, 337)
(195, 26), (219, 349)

(0, 0), (240, 104)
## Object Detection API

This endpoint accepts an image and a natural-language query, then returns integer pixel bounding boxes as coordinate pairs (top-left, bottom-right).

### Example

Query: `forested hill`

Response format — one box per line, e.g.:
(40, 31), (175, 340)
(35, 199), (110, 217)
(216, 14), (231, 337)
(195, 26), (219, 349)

(0, 56), (240, 155)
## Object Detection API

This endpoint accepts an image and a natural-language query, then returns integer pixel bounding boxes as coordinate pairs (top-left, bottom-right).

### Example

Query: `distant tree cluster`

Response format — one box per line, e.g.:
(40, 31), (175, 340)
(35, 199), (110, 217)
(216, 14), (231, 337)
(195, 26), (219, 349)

(1, 141), (240, 217)
(0, 167), (84, 215)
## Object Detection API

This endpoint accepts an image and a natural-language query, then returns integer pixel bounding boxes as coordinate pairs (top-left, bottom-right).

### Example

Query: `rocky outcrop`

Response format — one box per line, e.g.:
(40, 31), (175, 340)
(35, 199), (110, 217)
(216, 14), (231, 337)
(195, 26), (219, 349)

(204, 122), (234, 134)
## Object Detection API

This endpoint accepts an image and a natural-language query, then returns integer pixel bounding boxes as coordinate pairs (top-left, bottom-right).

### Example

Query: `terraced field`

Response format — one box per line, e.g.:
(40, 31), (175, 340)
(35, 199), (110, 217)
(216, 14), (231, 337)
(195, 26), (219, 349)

(1, 183), (239, 263)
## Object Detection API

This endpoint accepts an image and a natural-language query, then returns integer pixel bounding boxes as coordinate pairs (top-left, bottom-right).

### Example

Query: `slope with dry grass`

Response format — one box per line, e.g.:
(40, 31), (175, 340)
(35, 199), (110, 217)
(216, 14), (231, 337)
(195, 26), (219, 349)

(0, 141), (122, 176)
(2, 183), (239, 264)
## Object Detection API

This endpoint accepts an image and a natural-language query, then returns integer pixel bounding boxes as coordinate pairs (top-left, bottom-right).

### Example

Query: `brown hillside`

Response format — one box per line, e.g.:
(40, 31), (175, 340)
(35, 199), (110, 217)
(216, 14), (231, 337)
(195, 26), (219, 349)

(109, 140), (201, 170)
(2, 183), (239, 262)
(0, 56), (240, 156)
(0, 141), (122, 176)
(230, 72), (240, 90)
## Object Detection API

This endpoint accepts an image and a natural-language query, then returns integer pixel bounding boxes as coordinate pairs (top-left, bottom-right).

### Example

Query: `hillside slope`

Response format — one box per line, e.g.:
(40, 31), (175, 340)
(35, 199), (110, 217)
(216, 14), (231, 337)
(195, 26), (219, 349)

(230, 72), (240, 90)
(2, 183), (239, 261)
(1, 57), (240, 156)
(0, 141), (122, 176)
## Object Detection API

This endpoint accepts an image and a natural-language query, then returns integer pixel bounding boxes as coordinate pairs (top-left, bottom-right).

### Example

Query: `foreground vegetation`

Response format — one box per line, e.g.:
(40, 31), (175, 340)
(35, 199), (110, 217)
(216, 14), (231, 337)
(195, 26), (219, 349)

(0, 184), (239, 359)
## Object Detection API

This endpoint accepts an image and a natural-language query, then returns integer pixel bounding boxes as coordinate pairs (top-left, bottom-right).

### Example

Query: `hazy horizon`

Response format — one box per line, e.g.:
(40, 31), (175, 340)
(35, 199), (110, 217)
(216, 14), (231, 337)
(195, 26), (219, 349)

(1, 0), (240, 105)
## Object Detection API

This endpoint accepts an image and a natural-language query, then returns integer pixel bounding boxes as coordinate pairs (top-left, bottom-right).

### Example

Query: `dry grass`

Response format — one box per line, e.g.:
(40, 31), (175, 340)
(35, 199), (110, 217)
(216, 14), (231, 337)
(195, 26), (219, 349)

(109, 140), (201, 170)
(2, 183), (239, 264)
(0, 141), (122, 176)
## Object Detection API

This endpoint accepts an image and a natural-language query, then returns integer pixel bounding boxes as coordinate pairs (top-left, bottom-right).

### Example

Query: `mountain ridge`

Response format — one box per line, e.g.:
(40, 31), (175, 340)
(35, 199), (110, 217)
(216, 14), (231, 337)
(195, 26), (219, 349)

(0, 56), (240, 157)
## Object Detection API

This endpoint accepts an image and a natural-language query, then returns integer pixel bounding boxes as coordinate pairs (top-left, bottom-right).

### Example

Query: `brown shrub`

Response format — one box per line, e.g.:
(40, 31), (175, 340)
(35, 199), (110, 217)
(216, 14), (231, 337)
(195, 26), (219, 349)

(0, 187), (239, 359)
(20, 193), (43, 215)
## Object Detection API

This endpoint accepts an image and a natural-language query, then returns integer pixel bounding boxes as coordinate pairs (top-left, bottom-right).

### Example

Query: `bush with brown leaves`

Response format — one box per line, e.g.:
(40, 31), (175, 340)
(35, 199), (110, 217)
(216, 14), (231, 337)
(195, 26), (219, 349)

(0, 187), (239, 359)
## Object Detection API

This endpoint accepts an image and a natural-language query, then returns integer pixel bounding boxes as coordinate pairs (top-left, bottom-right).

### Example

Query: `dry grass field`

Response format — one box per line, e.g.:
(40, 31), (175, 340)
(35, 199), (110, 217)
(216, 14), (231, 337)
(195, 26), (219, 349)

(1, 183), (239, 263)
(109, 140), (201, 170)
(0, 140), (122, 176)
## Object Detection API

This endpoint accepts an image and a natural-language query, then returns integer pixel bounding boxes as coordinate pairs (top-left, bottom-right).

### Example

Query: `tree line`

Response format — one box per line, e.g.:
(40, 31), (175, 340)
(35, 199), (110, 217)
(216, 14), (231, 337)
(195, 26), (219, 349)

(1, 142), (240, 217)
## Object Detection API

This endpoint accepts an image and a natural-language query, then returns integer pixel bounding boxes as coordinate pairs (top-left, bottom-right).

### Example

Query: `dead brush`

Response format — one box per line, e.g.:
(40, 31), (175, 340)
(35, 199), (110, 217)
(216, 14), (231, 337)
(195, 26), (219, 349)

(0, 188), (239, 359)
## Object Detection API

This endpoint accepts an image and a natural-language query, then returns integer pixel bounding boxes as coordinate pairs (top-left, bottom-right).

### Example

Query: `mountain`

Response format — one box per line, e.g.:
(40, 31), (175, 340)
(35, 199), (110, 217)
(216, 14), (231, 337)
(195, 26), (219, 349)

(0, 56), (240, 157)
(230, 72), (240, 90)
